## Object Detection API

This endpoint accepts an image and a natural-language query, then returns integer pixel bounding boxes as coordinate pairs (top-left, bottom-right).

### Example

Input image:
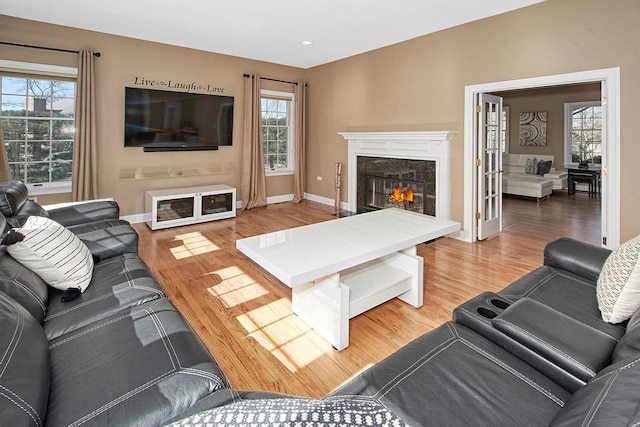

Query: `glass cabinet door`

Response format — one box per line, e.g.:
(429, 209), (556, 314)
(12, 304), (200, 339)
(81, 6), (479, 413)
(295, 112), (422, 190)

(156, 197), (195, 223)
(200, 192), (233, 217)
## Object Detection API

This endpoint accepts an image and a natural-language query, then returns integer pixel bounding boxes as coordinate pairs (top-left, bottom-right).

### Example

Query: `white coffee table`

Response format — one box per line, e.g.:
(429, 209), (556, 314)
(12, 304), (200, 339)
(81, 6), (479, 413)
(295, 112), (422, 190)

(236, 208), (460, 350)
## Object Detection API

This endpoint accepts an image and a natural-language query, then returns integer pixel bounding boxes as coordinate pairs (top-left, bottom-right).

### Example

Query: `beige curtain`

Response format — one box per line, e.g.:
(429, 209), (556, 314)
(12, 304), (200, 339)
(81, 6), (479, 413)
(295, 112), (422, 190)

(72, 49), (98, 200)
(240, 74), (267, 210)
(292, 82), (307, 203)
(0, 120), (10, 182)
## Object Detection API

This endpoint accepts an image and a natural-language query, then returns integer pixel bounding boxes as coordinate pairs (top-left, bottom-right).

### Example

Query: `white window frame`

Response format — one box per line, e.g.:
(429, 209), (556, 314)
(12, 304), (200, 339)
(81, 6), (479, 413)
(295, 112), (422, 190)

(563, 100), (602, 169)
(261, 89), (295, 176)
(0, 60), (77, 195)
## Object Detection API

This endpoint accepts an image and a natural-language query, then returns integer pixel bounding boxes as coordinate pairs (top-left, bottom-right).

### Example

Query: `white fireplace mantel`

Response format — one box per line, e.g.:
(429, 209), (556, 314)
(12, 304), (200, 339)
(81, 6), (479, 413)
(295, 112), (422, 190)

(339, 131), (455, 219)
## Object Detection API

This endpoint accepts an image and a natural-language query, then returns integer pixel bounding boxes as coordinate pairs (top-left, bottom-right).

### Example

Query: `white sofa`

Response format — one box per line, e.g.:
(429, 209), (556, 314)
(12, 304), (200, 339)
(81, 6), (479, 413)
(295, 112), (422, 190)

(502, 154), (568, 201)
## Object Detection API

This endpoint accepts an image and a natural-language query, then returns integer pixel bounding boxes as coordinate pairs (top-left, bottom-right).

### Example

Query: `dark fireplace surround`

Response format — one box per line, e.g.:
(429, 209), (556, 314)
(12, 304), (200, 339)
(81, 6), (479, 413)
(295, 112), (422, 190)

(356, 156), (436, 216)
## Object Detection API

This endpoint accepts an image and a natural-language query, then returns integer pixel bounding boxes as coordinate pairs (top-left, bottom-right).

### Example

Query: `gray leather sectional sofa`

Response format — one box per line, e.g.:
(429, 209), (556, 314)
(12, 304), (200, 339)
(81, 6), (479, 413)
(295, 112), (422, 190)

(1, 178), (639, 426)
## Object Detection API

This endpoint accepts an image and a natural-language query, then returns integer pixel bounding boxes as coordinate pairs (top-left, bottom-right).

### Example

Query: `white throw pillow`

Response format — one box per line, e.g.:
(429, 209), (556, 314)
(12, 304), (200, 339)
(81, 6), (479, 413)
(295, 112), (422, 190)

(524, 157), (537, 174)
(5, 216), (93, 292)
(597, 235), (640, 323)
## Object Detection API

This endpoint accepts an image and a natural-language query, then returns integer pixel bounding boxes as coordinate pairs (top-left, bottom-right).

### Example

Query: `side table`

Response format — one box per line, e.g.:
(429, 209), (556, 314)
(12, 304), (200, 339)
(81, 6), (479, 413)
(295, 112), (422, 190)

(567, 168), (600, 198)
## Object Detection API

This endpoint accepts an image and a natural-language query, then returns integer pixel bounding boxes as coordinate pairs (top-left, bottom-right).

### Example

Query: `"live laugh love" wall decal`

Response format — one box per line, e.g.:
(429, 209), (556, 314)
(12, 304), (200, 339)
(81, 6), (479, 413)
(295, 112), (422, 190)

(132, 76), (225, 93)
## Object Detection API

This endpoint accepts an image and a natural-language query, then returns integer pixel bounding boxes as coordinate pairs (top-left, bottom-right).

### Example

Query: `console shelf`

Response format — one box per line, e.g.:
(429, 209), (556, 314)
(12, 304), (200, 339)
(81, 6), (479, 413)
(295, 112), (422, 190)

(145, 184), (236, 230)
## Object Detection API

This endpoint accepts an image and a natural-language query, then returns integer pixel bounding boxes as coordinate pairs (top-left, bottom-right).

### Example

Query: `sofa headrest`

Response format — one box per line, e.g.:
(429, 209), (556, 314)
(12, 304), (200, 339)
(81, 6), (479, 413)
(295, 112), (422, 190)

(0, 180), (29, 218)
(0, 248), (50, 323)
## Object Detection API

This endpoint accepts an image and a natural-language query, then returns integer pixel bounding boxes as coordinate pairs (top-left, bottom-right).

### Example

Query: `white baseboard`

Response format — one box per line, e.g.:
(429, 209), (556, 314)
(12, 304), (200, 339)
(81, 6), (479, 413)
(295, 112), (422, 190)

(304, 192), (348, 211)
(267, 194), (294, 204)
(121, 213), (149, 224)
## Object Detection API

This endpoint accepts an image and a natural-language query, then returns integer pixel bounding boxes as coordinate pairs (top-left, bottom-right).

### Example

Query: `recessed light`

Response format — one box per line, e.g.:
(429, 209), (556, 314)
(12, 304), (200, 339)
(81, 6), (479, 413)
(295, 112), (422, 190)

(301, 40), (313, 46)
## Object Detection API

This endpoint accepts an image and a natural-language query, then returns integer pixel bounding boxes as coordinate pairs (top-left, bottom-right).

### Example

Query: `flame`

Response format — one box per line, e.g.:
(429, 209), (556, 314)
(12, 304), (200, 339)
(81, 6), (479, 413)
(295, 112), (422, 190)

(388, 185), (414, 204)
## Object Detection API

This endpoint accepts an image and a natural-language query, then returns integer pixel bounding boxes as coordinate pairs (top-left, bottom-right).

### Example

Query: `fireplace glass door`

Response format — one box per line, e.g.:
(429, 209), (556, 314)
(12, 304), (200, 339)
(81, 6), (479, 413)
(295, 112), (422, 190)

(365, 175), (425, 214)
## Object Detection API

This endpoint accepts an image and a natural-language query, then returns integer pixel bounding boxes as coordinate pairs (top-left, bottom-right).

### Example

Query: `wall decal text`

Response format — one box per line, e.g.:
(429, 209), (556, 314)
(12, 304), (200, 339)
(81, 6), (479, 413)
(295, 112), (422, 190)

(133, 76), (225, 93)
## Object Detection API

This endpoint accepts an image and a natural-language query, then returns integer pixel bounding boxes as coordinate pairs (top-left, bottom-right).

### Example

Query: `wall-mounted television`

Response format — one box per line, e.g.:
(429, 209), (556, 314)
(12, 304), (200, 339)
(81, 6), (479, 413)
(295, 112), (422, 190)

(124, 87), (234, 152)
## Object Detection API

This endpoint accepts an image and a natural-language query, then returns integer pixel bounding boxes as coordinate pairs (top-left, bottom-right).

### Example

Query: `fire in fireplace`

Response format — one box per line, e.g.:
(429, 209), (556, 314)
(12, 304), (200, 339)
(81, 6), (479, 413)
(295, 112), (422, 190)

(357, 156), (435, 216)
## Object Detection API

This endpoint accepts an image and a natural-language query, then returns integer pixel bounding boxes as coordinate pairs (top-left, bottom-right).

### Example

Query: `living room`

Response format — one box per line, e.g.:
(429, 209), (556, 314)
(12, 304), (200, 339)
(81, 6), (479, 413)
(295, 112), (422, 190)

(0, 0), (637, 246)
(1, 0), (640, 425)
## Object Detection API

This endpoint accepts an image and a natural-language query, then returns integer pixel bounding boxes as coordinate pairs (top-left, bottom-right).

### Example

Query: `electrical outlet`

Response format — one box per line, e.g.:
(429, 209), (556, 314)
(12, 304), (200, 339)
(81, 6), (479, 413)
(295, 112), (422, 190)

(317, 176), (323, 181)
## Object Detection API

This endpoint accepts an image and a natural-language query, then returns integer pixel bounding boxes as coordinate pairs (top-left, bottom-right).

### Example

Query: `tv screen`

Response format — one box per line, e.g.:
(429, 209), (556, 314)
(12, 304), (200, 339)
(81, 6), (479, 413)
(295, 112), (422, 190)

(124, 87), (234, 151)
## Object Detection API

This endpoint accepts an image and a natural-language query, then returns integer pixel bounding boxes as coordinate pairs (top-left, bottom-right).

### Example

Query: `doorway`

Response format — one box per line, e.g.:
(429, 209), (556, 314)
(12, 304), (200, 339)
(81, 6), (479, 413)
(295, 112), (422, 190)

(462, 68), (620, 249)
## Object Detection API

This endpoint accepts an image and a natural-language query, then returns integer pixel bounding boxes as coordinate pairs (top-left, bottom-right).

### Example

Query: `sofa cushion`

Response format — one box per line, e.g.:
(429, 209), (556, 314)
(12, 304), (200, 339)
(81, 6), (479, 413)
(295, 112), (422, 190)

(330, 322), (570, 426)
(537, 159), (553, 175)
(597, 234), (640, 323)
(0, 291), (50, 427)
(4, 216), (93, 292)
(46, 298), (229, 427)
(550, 354), (640, 426)
(44, 252), (165, 339)
(0, 248), (49, 323)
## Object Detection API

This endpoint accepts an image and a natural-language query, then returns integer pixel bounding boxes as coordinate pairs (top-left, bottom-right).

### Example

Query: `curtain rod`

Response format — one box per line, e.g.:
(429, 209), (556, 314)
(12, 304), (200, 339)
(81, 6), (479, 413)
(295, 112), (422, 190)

(243, 73), (298, 86)
(0, 41), (101, 57)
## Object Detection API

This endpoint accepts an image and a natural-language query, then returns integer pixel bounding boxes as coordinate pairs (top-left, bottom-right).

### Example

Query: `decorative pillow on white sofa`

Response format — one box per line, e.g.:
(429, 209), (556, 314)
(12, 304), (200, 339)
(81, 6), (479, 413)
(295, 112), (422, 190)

(597, 235), (640, 323)
(4, 216), (93, 292)
(524, 157), (537, 174)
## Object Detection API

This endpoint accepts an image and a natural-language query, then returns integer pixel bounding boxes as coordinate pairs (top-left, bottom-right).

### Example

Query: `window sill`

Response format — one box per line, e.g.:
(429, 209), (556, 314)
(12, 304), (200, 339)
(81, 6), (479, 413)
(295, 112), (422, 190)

(28, 183), (72, 196)
(265, 169), (294, 177)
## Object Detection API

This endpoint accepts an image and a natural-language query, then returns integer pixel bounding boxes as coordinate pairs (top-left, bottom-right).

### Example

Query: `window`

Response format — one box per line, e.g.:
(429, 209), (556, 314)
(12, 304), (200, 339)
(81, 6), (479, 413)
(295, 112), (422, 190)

(261, 90), (294, 175)
(1, 70), (76, 194)
(564, 101), (602, 167)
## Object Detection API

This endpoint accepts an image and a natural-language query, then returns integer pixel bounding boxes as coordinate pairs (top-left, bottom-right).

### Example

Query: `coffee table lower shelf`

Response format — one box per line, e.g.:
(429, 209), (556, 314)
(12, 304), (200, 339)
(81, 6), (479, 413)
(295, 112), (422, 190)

(291, 249), (423, 350)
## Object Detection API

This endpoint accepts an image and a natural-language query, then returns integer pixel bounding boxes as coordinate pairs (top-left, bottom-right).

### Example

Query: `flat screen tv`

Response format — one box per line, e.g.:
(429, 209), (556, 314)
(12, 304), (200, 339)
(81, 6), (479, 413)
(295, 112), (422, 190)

(124, 87), (234, 152)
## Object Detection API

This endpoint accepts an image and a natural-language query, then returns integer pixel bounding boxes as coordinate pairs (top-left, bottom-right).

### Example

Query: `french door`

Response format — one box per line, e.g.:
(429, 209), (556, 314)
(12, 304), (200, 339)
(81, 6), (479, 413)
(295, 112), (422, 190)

(476, 93), (503, 240)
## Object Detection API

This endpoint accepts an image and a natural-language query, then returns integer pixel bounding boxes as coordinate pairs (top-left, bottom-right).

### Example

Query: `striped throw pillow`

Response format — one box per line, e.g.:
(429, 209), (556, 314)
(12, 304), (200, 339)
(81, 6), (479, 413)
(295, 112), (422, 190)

(597, 234), (640, 323)
(5, 216), (93, 292)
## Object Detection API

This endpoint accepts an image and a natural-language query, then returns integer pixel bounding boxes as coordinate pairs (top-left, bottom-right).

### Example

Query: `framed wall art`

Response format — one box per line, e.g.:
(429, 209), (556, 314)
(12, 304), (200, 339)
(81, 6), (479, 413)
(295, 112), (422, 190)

(519, 111), (547, 146)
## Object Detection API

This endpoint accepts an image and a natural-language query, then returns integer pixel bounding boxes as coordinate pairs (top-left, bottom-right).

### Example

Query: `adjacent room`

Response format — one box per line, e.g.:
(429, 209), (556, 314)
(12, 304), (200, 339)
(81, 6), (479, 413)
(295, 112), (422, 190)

(1, 0), (639, 425)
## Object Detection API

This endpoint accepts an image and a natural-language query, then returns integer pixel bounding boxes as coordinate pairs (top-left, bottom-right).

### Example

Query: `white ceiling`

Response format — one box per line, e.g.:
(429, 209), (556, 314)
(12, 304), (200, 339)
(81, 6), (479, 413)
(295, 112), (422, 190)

(1, 0), (544, 69)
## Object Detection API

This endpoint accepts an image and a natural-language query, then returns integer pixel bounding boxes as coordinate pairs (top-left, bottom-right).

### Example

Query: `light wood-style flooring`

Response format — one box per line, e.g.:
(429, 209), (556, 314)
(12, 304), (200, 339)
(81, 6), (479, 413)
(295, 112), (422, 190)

(133, 190), (600, 399)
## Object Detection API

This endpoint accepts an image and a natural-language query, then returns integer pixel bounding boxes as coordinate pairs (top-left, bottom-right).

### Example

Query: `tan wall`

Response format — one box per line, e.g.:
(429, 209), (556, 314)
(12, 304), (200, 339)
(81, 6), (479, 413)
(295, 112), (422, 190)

(0, 16), (303, 214)
(499, 83), (601, 170)
(2, 0), (640, 241)
(305, 0), (640, 241)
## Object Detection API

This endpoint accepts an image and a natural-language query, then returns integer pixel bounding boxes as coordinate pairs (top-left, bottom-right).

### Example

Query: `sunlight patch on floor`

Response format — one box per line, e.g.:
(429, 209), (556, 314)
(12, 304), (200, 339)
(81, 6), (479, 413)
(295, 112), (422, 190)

(170, 232), (220, 259)
(236, 298), (332, 371)
(207, 267), (269, 308)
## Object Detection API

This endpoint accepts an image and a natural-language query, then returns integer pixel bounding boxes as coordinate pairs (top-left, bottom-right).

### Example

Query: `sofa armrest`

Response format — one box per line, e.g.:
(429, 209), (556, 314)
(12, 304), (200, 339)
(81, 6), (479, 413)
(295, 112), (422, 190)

(45, 199), (120, 227)
(543, 237), (611, 282)
(492, 298), (617, 382)
(76, 224), (139, 261)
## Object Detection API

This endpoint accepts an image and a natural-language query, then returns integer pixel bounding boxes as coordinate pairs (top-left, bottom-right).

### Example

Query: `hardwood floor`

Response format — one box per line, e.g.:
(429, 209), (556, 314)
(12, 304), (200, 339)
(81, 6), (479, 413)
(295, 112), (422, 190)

(133, 190), (600, 399)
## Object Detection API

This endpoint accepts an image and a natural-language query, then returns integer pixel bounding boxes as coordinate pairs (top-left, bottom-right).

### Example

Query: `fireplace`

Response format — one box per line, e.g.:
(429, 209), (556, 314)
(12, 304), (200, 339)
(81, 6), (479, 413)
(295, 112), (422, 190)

(358, 157), (435, 215)
(339, 131), (454, 219)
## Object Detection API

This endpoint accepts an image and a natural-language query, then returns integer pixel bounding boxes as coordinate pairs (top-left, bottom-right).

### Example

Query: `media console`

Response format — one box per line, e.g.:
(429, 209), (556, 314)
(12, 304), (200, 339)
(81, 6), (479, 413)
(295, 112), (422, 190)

(145, 184), (236, 230)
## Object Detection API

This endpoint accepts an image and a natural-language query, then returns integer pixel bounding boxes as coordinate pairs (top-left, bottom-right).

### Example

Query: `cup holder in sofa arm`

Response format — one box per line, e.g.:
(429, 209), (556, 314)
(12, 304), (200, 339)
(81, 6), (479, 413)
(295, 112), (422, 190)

(476, 307), (498, 319)
(491, 298), (618, 387)
(453, 292), (512, 338)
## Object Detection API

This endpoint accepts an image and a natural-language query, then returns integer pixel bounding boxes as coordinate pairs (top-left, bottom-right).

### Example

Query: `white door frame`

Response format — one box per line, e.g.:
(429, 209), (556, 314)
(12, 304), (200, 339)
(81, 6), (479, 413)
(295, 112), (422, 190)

(462, 67), (620, 248)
